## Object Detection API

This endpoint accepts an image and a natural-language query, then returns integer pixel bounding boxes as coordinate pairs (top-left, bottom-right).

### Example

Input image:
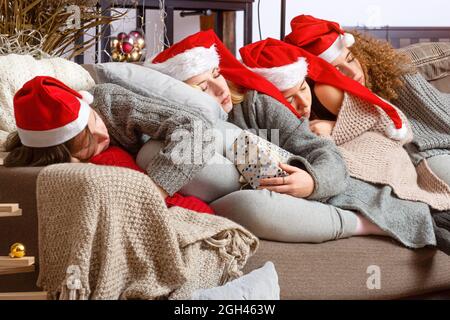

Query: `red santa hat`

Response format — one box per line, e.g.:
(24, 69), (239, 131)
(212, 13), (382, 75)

(240, 38), (308, 91)
(285, 14), (355, 63)
(147, 29), (296, 114)
(14, 76), (94, 148)
(241, 38), (407, 140)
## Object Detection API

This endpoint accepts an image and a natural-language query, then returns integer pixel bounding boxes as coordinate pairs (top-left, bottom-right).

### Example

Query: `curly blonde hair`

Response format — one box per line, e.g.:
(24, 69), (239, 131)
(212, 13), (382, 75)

(346, 30), (415, 101)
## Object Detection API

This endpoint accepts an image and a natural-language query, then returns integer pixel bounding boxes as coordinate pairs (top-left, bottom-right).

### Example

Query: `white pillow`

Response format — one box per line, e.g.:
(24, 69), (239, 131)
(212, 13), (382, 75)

(92, 62), (228, 124)
(0, 54), (95, 149)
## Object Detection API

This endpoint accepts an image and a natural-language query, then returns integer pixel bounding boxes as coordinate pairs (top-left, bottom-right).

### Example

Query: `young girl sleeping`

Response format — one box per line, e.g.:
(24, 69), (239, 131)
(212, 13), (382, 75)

(3, 76), (214, 214)
(238, 37), (450, 253)
(3, 75), (280, 300)
(142, 30), (449, 254)
(285, 14), (450, 186)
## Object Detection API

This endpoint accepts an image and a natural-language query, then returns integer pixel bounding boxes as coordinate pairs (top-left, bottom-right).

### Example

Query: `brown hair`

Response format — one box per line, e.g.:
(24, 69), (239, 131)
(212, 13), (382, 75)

(3, 127), (97, 167)
(346, 30), (415, 101)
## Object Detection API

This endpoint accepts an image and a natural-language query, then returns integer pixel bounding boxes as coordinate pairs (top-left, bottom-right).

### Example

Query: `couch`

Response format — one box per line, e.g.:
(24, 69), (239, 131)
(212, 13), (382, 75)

(1, 42), (450, 299)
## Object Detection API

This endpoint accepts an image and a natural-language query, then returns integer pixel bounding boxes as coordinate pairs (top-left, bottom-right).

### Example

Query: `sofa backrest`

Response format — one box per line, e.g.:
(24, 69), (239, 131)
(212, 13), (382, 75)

(84, 42), (450, 94)
(400, 42), (450, 93)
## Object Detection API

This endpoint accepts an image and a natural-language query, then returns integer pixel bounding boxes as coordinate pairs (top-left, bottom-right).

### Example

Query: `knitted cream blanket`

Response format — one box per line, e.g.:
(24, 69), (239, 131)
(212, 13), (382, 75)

(36, 164), (259, 300)
(332, 93), (450, 211)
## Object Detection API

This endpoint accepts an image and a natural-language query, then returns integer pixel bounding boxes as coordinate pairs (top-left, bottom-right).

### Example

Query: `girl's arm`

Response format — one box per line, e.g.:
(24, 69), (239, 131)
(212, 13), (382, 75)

(309, 84), (344, 137)
(91, 83), (216, 196)
(247, 92), (349, 201)
(313, 83), (344, 116)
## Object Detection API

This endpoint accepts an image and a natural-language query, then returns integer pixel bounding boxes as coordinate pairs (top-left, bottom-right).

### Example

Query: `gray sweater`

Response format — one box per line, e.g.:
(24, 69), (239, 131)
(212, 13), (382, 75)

(394, 72), (450, 162)
(229, 91), (437, 249)
(90, 83), (216, 196)
(229, 90), (349, 201)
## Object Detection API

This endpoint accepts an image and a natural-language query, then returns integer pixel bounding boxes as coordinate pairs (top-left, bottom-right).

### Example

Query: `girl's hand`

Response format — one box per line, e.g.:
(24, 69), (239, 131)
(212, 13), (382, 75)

(70, 156), (81, 163)
(309, 120), (336, 137)
(258, 163), (315, 198)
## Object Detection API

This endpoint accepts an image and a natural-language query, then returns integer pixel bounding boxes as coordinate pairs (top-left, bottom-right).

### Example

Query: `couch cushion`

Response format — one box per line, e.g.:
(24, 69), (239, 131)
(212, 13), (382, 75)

(2, 164), (450, 298)
(400, 42), (450, 93)
(244, 237), (450, 299)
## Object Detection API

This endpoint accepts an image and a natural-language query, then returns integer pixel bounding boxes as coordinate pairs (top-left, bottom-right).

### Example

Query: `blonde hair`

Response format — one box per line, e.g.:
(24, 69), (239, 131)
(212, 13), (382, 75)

(188, 81), (247, 105)
(346, 30), (415, 101)
(227, 81), (246, 105)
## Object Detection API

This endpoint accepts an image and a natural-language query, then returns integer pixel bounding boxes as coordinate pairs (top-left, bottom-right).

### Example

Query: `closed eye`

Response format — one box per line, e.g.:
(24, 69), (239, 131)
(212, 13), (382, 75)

(212, 67), (221, 79)
(346, 52), (355, 63)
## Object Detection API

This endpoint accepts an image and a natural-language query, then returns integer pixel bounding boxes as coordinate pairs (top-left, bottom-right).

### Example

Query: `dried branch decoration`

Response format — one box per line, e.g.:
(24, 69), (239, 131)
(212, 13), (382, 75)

(0, 0), (125, 59)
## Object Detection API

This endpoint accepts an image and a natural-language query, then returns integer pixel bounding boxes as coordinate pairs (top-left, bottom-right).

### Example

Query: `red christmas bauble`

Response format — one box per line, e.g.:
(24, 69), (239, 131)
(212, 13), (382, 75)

(129, 30), (143, 40)
(117, 32), (128, 41)
(120, 36), (135, 54)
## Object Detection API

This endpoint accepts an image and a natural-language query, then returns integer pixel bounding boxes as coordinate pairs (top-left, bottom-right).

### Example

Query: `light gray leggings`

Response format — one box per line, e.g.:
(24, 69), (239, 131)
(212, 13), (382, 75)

(136, 121), (358, 243)
(427, 155), (450, 187)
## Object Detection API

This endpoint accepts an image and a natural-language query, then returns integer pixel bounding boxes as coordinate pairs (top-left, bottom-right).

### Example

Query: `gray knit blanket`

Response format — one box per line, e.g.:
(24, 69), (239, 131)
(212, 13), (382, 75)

(36, 163), (259, 300)
(394, 72), (450, 162)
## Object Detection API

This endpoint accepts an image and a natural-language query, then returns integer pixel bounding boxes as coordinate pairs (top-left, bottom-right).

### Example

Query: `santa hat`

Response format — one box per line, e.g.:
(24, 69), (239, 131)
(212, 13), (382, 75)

(148, 43), (220, 82)
(147, 29), (295, 114)
(242, 38), (407, 140)
(14, 76), (94, 148)
(240, 38), (308, 91)
(285, 15), (355, 63)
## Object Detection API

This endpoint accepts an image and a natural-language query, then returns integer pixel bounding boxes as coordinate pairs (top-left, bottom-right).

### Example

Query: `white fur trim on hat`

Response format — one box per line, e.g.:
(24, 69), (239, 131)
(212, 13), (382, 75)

(385, 123), (408, 141)
(78, 90), (94, 105)
(319, 33), (355, 63)
(248, 58), (308, 91)
(17, 98), (91, 148)
(147, 45), (220, 81)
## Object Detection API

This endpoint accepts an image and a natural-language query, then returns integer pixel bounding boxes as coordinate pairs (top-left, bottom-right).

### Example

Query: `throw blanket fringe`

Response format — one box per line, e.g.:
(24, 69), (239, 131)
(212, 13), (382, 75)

(205, 229), (255, 285)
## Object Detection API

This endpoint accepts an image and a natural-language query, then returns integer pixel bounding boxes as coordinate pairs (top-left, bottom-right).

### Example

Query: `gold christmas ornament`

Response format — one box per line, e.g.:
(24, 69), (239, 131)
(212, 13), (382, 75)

(111, 50), (121, 62)
(110, 37), (120, 51)
(135, 37), (146, 50)
(9, 242), (26, 258)
(112, 31), (146, 62)
(128, 50), (141, 62)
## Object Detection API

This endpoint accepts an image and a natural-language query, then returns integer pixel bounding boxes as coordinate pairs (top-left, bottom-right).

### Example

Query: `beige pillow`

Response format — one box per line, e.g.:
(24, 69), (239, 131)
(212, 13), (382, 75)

(0, 54), (95, 149)
(400, 42), (450, 81)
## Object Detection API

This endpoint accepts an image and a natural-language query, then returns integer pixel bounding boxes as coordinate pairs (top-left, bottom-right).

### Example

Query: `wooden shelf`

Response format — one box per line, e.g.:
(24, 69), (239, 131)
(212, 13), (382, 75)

(0, 256), (35, 268)
(0, 204), (22, 218)
(0, 209), (22, 218)
(0, 264), (35, 276)
(0, 257), (35, 275)
(0, 291), (47, 300)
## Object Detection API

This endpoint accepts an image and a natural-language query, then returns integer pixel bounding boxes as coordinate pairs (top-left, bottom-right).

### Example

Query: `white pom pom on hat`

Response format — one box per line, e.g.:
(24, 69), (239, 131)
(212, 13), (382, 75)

(78, 90), (94, 105)
(343, 32), (355, 47)
(386, 123), (408, 141)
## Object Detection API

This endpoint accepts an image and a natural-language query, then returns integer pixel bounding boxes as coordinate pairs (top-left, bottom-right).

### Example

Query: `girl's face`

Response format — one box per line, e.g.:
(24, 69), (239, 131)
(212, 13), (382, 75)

(71, 108), (110, 161)
(185, 67), (233, 113)
(331, 47), (366, 86)
(281, 80), (312, 119)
